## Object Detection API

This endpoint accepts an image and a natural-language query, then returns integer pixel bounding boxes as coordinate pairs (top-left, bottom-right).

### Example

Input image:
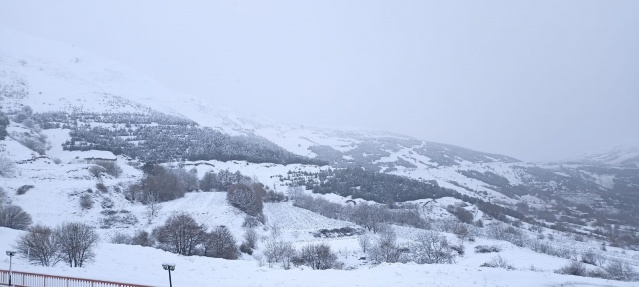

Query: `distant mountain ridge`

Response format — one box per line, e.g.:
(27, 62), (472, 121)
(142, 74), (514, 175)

(569, 146), (639, 168)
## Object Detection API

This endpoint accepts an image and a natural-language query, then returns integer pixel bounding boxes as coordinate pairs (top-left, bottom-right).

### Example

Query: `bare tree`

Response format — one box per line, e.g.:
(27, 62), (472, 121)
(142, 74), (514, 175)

(55, 222), (100, 267)
(145, 193), (162, 224)
(368, 227), (404, 263)
(299, 243), (338, 270)
(0, 187), (10, 205)
(605, 259), (638, 281)
(280, 242), (296, 270)
(287, 186), (305, 200)
(0, 204), (32, 230)
(140, 165), (187, 202)
(227, 183), (263, 216)
(352, 203), (386, 233)
(411, 231), (456, 264)
(152, 213), (205, 256)
(199, 171), (217, 191)
(244, 229), (258, 249)
(358, 234), (371, 253)
(202, 226), (239, 260)
(0, 156), (16, 177)
(15, 225), (61, 266)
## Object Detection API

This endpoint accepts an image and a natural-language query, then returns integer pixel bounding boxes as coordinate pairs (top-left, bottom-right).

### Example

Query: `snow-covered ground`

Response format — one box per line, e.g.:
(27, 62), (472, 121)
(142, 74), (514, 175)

(1, 145), (638, 286)
(2, 226), (638, 287)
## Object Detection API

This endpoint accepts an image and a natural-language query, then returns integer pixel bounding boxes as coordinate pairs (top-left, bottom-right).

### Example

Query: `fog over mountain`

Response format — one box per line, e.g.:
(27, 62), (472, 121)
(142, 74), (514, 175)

(1, 0), (637, 162)
(2, 7), (639, 286)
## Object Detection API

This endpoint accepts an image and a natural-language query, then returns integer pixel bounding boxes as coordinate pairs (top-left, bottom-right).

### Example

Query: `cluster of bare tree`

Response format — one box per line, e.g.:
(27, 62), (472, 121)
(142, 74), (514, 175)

(88, 160), (122, 178)
(200, 169), (251, 192)
(15, 222), (99, 267)
(126, 164), (198, 203)
(293, 193), (427, 232)
(359, 227), (460, 265)
(227, 183), (265, 217)
(146, 213), (239, 259)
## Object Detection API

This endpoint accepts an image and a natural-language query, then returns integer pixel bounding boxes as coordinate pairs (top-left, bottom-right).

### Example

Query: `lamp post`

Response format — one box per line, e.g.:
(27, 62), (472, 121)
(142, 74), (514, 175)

(6, 251), (16, 287)
(162, 263), (175, 287)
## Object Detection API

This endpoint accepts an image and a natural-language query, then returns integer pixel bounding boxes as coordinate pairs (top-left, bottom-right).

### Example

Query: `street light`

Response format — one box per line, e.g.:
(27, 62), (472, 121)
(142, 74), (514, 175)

(162, 263), (175, 287)
(6, 251), (16, 287)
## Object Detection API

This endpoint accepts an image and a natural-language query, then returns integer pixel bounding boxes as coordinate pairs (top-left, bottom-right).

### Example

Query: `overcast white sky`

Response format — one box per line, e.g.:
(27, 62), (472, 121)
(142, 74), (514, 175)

(1, 0), (637, 162)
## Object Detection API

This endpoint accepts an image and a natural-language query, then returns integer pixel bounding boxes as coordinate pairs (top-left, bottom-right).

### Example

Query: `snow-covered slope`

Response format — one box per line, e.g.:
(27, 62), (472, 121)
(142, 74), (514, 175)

(570, 146), (639, 168)
(2, 26), (639, 287)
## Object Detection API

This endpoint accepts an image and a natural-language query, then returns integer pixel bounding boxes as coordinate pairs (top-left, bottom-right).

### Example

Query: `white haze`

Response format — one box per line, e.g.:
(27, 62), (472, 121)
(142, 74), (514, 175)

(0, 0), (637, 162)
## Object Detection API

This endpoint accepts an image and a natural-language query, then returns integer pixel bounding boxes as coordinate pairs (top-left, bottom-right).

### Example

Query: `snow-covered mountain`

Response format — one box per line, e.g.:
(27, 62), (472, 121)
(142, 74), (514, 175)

(569, 146), (639, 168)
(1, 26), (639, 286)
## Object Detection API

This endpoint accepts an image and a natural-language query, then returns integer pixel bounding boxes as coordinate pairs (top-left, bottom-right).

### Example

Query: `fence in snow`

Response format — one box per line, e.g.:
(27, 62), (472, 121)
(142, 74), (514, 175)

(0, 269), (151, 287)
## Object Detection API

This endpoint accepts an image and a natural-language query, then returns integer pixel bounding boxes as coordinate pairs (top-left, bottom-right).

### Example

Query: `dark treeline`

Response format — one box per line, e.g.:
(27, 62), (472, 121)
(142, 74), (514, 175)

(32, 112), (326, 165)
(288, 167), (529, 224)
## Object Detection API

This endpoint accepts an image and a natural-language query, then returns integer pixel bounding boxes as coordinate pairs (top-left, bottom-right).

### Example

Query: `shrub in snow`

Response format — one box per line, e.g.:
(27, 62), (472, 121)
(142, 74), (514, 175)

(110, 232), (131, 244)
(474, 245), (501, 253)
(264, 189), (287, 202)
(0, 156), (16, 177)
(313, 227), (364, 238)
(485, 223), (527, 247)
(581, 249), (605, 266)
(368, 226), (409, 264)
(0, 204), (32, 230)
(450, 244), (465, 256)
(99, 210), (138, 228)
(0, 111), (9, 140)
(55, 222), (100, 267)
(110, 230), (154, 247)
(239, 242), (253, 255)
(16, 184), (34, 195)
(201, 226), (240, 260)
(555, 261), (587, 277)
(95, 182), (108, 193)
(264, 240), (296, 269)
(358, 234), (372, 253)
(79, 194), (94, 210)
(242, 215), (262, 228)
(16, 133), (48, 155)
(89, 160), (122, 178)
(101, 197), (114, 209)
(243, 229), (258, 249)
(605, 259), (638, 281)
(0, 187), (10, 205)
(447, 205), (474, 224)
(130, 230), (154, 247)
(480, 255), (515, 270)
(15, 225), (61, 266)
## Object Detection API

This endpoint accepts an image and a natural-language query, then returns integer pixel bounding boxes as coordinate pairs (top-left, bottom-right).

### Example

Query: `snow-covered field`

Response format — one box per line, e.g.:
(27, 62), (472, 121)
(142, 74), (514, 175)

(2, 225), (638, 287)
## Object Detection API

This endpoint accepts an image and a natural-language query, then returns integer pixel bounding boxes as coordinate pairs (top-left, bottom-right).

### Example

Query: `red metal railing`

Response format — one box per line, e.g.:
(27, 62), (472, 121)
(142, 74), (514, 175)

(0, 269), (151, 287)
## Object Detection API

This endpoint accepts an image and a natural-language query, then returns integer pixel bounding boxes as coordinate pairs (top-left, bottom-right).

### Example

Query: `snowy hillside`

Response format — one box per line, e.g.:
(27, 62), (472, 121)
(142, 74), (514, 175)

(1, 26), (639, 287)
(570, 146), (639, 168)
